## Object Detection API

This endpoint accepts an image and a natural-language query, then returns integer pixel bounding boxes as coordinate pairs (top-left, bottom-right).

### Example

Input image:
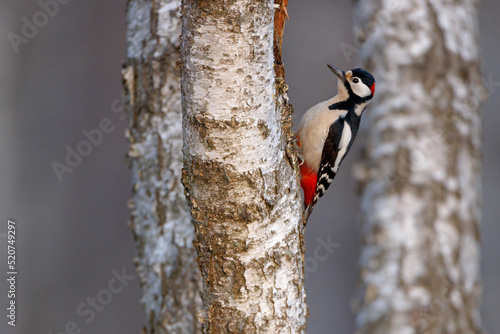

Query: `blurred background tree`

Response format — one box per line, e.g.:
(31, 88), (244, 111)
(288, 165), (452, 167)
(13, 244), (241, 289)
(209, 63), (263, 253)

(353, 1), (484, 333)
(123, 0), (201, 333)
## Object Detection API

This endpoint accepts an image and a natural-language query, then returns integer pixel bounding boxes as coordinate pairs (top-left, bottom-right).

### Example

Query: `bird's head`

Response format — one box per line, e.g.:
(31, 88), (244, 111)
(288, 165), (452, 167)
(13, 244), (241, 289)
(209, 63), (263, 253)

(328, 64), (376, 100)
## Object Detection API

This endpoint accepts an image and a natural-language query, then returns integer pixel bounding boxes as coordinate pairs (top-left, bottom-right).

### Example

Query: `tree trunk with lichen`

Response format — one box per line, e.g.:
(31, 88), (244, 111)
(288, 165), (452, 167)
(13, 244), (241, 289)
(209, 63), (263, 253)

(123, 1), (202, 333)
(180, 0), (307, 332)
(353, 1), (484, 333)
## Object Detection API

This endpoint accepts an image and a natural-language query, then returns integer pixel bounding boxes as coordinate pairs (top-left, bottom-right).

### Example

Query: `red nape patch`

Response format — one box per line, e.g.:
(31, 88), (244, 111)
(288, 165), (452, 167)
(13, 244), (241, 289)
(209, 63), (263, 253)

(300, 164), (317, 207)
(370, 83), (376, 96)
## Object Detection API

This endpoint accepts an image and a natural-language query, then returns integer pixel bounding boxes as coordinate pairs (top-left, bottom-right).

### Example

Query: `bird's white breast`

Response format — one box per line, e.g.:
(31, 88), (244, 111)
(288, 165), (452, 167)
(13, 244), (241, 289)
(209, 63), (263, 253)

(298, 98), (348, 172)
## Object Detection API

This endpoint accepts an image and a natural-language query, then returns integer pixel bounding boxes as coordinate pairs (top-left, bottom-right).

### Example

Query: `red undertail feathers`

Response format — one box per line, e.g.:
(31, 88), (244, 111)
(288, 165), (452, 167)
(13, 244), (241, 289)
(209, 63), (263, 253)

(300, 163), (317, 208)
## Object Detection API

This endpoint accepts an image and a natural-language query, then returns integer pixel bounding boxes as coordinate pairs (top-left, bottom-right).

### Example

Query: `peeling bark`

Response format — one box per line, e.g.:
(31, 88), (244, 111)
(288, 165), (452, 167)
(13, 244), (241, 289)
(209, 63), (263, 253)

(123, 1), (202, 333)
(273, 0), (289, 78)
(180, 0), (307, 332)
(354, 0), (484, 333)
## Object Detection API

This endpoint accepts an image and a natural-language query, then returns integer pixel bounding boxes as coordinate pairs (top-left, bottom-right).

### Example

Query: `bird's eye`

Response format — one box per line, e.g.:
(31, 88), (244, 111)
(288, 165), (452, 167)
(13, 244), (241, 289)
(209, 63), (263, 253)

(352, 78), (359, 83)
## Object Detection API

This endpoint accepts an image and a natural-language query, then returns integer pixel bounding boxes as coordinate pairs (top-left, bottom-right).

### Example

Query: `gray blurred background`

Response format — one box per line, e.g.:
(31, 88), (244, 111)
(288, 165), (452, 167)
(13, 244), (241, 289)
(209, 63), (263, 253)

(0, 1), (498, 333)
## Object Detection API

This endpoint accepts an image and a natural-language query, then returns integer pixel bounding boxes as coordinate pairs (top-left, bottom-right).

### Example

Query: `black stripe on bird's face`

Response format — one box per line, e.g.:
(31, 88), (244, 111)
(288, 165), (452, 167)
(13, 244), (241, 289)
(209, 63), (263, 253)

(328, 82), (373, 113)
(343, 70), (374, 100)
(328, 67), (375, 111)
(351, 68), (375, 89)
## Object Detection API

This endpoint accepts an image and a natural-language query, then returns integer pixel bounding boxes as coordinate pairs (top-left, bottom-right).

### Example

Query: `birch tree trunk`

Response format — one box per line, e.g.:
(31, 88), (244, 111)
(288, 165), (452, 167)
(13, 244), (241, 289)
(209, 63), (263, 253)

(123, 1), (202, 333)
(180, 0), (307, 332)
(353, 1), (484, 333)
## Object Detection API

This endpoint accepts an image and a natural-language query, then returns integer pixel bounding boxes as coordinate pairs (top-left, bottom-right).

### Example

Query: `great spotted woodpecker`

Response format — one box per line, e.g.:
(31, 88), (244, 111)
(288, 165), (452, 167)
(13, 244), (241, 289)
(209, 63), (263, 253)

(297, 65), (375, 222)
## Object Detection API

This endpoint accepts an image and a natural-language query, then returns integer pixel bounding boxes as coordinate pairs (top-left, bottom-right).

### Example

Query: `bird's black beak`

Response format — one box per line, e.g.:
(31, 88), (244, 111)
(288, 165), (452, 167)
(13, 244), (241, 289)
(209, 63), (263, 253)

(327, 64), (345, 81)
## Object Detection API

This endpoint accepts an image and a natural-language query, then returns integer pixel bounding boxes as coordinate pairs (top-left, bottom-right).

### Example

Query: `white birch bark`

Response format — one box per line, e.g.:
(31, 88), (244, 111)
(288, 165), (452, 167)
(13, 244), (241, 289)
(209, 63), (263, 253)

(180, 0), (307, 332)
(353, 1), (484, 333)
(123, 1), (202, 333)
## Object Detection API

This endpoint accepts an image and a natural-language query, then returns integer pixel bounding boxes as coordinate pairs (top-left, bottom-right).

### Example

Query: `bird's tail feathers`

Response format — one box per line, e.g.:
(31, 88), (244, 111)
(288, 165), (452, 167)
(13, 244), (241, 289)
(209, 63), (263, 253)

(303, 202), (316, 225)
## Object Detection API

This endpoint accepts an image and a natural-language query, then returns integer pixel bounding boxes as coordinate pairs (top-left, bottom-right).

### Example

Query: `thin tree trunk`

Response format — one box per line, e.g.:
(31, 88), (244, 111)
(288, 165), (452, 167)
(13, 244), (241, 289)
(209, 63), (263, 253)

(354, 1), (484, 333)
(180, 0), (307, 332)
(123, 1), (202, 333)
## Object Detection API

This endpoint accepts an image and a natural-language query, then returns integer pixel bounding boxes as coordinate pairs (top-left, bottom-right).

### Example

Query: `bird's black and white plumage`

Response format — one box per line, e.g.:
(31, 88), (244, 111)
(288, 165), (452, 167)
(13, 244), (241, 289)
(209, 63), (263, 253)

(297, 65), (375, 222)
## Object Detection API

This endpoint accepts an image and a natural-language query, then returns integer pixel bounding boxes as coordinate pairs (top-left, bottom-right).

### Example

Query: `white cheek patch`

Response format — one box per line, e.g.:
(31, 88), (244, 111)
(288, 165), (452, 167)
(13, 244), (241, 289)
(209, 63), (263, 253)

(351, 81), (372, 98)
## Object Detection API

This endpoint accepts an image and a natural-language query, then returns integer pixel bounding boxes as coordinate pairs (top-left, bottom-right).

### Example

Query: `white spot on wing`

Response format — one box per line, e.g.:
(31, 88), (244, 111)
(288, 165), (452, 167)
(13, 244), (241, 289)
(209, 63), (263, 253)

(333, 123), (352, 172)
